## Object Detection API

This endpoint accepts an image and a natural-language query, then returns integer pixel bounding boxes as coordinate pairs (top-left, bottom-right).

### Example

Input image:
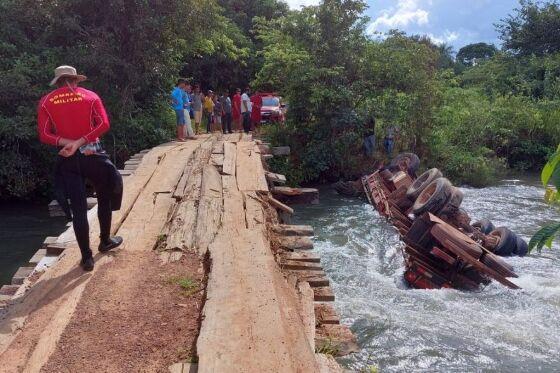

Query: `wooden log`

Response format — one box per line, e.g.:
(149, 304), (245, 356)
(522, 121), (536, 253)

(244, 192), (265, 229)
(139, 149), (150, 154)
(46, 243), (66, 256)
(124, 163), (138, 170)
(124, 159), (141, 166)
(314, 303), (340, 325)
(271, 146), (290, 156)
(12, 267), (34, 285)
(265, 171), (287, 185)
(268, 196), (294, 215)
(257, 144), (271, 154)
(29, 249), (47, 265)
(272, 187), (319, 205)
(281, 251), (320, 263)
(273, 225), (314, 237)
(236, 142), (268, 192)
(316, 324), (359, 357)
(313, 286), (335, 302)
(278, 236), (314, 251)
(262, 154), (273, 161)
(222, 142), (236, 176)
(119, 169), (133, 176)
(129, 154), (144, 160)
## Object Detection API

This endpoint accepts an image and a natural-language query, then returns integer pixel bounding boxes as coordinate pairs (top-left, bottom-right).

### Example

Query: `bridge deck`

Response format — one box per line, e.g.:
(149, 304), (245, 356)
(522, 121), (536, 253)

(0, 134), (324, 372)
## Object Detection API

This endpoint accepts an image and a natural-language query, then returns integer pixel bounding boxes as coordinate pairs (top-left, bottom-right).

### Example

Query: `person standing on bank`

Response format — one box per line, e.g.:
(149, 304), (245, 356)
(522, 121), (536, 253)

(171, 78), (187, 141)
(221, 91), (233, 134)
(250, 91), (262, 131)
(192, 85), (204, 135)
(38, 65), (123, 271)
(241, 87), (252, 134)
(182, 83), (195, 139)
(232, 88), (242, 132)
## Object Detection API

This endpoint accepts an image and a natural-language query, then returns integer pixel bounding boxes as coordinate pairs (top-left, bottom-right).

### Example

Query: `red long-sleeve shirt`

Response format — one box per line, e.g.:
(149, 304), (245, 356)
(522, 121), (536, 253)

(37, 86), (110, 146)
(232, 93), (241, 121)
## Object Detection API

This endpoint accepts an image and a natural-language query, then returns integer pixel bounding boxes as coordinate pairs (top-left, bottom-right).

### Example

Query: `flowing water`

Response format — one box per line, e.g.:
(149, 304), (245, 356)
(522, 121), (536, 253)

(0, 203), (67, 286)
(292, 179), (560, 373)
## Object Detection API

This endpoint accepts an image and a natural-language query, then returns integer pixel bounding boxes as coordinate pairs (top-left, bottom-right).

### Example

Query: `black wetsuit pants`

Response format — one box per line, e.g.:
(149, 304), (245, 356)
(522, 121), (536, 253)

(56, 152), (123, 261)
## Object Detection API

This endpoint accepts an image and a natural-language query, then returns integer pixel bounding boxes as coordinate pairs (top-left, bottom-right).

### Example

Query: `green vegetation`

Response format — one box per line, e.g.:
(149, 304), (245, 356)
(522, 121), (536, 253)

(529, 145), (560, 252)
(166, 276), (200, 296)
(2, 0), (560, 199)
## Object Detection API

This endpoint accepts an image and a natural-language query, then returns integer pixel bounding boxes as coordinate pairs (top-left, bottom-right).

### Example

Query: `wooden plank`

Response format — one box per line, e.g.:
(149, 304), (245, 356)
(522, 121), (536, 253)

(271, 146), (290, 156)
(222, 142), (236, 176)
(46, 243), (66, 256)
(281, 260), (322, 271)
(278, 236), (314, 251)
(212, 141), (224, 154)
(29, 249), (47, 265)
(12, 267), (34, 285)
(124, 163), (138, 170)
(314, 303), (340, 325)
(265, 171), (286, 185)
(268, 196), (294, 214)
(273, 225), (314, 236)
(193, 165), (223, 254)
(221, 175), (245, 230)
(272, 187), (319, 205)
(313, 286), (335, 302)
(287, 270), (330, 287)
(210, 153), (224, 167)
(42, 237), (58, 249)
(236, 142), (268, 192)
(244, 192), (265, 229)
(118, 169), (133, 176)
(281, 252), (320, 263)
(0, 285), (19, 296)
(298, 281), (316, 351)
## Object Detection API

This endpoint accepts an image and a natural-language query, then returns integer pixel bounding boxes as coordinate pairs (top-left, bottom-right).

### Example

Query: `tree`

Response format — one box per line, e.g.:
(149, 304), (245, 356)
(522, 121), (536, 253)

(456, 42), (497, 66)
(497, 0), (560, 56)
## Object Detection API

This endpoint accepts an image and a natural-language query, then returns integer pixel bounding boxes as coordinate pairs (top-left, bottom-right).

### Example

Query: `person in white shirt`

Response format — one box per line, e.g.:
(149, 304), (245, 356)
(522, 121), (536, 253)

(241, 87), (252, 133)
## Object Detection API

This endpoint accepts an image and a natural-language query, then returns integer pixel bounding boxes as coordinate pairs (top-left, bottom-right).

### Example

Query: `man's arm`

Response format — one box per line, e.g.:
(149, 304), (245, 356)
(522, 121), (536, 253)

(83, 97), (110, 143)
(37, 101), (61, 146)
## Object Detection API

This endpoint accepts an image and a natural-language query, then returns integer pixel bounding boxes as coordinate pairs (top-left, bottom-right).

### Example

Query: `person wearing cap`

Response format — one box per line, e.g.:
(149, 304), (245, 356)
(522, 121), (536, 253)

(37, 65), (124, 271)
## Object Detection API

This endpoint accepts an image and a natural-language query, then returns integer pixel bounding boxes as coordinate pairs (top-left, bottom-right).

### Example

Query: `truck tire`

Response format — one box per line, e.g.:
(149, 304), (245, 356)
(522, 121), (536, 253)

(438, 187), (464, 216)
(488, 227), (516, 256)
(473, 219), (495, 234)
(514, 236), (528, 257)
(406, 168), (443, 201)
(412, 178), (453, 216)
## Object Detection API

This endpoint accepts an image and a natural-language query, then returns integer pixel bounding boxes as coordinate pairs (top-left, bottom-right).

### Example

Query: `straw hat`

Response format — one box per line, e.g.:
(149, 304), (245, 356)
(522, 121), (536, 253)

(49, 65), (87, 86)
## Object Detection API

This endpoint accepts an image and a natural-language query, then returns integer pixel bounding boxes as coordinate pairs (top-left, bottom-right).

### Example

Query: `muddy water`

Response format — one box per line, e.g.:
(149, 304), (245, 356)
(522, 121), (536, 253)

(292, 179), (560, 372)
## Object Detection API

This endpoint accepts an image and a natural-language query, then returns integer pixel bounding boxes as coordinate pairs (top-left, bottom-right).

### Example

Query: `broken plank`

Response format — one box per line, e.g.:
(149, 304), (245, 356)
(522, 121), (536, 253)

(268, 196), (294, 214)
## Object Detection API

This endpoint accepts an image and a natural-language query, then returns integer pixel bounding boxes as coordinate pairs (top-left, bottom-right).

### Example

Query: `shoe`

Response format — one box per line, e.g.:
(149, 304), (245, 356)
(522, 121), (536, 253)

(98, 236), (124, 253)
(81, 257), (94, 271)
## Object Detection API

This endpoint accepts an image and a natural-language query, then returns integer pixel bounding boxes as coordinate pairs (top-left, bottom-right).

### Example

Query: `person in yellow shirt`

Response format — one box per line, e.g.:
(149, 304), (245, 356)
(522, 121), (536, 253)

(203, 90), (215, 133)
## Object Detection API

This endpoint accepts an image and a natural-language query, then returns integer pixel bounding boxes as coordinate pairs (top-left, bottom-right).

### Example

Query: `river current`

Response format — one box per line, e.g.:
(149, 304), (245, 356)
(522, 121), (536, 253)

(293, 179), (560, 372)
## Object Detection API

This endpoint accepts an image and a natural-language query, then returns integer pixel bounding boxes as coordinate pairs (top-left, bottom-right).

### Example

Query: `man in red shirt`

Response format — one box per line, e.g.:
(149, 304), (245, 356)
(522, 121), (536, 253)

(38, 65), (123, 271)
(232, 88), (242, 132)
(250, 91), (263, 131)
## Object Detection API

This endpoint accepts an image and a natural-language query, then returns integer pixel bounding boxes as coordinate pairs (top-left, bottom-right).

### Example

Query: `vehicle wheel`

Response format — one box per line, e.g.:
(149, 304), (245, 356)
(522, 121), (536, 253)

(488, 227), (516, 256)
(438, 187), (464, 216)
(390, 153), (420, 176)
(406, 168), (443, 201)
(412, 178), (453, 216)
(473, 219), (495, 235)
(514, 236), (528, 257)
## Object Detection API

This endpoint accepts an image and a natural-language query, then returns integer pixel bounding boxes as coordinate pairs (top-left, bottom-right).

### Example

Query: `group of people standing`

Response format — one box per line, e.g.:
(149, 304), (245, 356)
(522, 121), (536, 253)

(171, 79), (263, 141)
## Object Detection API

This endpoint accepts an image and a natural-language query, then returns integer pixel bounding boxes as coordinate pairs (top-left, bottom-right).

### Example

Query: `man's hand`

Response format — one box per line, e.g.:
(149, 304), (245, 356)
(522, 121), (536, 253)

(59, 138), (86, 157)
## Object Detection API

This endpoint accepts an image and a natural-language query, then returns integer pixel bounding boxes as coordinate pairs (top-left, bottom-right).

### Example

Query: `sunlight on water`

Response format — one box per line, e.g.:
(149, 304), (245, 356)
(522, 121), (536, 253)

(293, 180), (560, 373)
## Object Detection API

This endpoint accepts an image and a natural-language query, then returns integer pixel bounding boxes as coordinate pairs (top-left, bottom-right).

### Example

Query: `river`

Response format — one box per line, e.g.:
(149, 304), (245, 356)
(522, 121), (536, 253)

(292, 179), (560, 372)
(0, 203), (67, 286)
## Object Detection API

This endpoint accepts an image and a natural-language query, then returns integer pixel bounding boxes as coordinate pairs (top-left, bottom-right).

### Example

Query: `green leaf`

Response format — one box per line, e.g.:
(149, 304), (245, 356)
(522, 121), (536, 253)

(528, 222), (560, 253)
(541, 144), (560, 188)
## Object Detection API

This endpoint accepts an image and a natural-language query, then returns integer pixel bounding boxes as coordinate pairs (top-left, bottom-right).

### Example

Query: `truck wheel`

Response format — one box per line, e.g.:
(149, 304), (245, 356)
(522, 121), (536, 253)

(412, 178), (453, 216)
(406, 168), (443, 201)
(514, 236), (529, 257)
(488, 227), (516, 256)
(438, 187), (464, 216)
(473, 219), (495, 234)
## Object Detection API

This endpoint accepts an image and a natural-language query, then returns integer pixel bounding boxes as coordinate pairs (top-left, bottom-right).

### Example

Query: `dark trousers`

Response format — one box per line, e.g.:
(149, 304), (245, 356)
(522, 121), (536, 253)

(222, 113), (232, 134)
(242, 112), (251, 133)
(206, 112), (213, 133)
(56, 152), (123, 261)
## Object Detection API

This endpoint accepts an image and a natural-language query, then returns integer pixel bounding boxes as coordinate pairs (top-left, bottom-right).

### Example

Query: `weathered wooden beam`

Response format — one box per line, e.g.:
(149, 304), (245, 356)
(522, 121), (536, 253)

(278, 236), (314, 251)
(12, 267), (34, 285)
(273, 224), (314, 237)
(287, 270), (330, 287)
(262, 154), (274, 161)
(268, 196), (294, 215)
(42, 236), (58, 249)
(271, 146), (290, 156)
(281, 251), (320, 263)
(271, 187), (319, 205)
(281, 260), (322, 271)
(119, 169), (133, 176)
(265, 171), (286, 185)
(257, 144), (271, 154)
(314, 303), (340, 325)
(313, 286), (335, 302)
(298, 281), (316, 351)
(124, 163), (139, 170)
(29, 249), (47, 266)
(0, 284), (19, 296)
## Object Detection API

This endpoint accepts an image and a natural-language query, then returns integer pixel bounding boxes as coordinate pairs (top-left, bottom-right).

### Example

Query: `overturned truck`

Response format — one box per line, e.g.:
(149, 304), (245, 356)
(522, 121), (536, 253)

(358, 161), (524, 290)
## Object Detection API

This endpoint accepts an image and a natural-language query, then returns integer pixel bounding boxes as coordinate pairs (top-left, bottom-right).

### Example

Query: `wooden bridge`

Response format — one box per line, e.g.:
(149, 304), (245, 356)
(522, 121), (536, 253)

(0, 134), (356, 373)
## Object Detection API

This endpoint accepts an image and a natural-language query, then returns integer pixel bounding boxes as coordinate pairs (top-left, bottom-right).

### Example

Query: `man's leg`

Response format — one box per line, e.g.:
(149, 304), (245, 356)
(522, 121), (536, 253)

(184, 110), (194, 138)
(226, 113), (232, 133)
(60, 160), (92, 265)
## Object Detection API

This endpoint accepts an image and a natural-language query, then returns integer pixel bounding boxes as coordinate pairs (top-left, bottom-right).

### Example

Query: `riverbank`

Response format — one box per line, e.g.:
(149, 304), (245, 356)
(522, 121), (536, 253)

(293, 181), (560, 372)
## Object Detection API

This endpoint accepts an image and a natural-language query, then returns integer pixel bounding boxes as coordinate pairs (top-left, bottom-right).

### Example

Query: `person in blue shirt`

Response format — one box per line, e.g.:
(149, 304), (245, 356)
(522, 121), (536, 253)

(171, 79), (187, 141)
(182, 83), (195, 139)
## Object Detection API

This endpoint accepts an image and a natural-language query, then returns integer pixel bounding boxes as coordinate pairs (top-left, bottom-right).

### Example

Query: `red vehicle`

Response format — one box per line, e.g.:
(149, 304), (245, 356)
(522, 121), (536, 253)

(260, 93), (285, 124)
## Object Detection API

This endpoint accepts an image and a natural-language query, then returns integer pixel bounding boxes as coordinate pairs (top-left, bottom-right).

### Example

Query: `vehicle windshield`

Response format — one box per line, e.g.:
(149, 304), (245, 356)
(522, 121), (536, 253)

(262, 97), (280, 106)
